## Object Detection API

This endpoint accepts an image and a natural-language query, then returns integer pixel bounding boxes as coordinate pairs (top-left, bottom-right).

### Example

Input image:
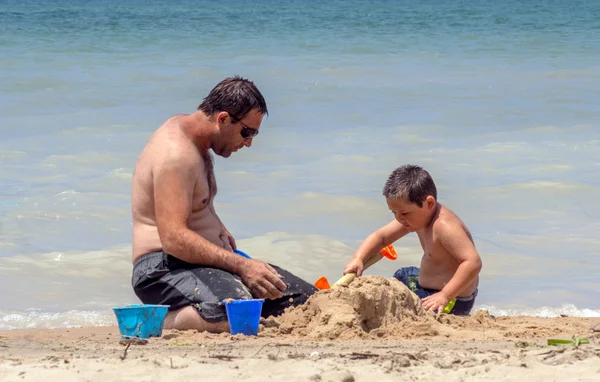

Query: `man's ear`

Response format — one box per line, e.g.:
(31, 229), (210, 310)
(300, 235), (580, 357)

(217, 111), (229, 125)
(426, 195), (436, 209)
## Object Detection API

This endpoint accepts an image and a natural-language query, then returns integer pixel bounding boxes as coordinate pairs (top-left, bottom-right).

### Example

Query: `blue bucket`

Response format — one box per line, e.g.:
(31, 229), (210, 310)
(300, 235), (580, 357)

(112, 304), (169, 339)
(223, 299), (264, 336)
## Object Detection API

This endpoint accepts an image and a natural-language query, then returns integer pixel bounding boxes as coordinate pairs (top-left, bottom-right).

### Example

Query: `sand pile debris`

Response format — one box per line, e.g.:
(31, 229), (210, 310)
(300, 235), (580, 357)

(262, 276), (440, 339)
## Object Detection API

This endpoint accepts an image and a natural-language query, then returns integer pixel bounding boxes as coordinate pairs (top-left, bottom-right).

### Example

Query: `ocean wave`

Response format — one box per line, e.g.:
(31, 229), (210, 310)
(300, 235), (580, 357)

(479, 304), (600, 318)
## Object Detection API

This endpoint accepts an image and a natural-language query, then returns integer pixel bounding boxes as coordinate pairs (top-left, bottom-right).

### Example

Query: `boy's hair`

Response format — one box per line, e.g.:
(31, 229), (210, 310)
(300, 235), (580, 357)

(198, 76), (268, 122)
(382, 165), (437, 207)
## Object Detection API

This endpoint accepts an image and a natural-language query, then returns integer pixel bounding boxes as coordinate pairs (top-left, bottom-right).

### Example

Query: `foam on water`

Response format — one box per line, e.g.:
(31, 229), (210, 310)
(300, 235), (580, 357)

(481, 305), (600, 319)
(0, 309), (116, 330)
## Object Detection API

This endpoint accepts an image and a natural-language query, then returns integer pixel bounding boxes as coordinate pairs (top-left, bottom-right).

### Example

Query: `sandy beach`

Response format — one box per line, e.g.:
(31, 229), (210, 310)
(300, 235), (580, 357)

(1, 277), (598, 381)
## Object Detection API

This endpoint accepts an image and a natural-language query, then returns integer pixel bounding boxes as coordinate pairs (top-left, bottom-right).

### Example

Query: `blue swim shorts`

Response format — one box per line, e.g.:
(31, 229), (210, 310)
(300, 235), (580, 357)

(393, 266), (478, 316)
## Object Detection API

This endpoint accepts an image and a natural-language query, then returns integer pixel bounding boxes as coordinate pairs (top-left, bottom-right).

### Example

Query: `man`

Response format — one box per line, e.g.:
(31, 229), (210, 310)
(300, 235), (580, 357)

(130, 76), (317, 332)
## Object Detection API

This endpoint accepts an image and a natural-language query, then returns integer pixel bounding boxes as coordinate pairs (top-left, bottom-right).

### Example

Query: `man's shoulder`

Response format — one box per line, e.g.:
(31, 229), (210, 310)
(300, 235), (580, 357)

(148, 123), (201, 164)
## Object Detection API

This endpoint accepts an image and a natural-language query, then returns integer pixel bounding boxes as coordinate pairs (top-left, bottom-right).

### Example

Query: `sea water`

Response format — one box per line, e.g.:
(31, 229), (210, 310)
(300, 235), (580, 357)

(1, 0), (599, 329)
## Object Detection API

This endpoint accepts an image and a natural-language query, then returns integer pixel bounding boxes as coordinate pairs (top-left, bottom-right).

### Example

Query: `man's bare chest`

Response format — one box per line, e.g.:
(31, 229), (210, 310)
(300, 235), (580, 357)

(191, 155), (217, 211)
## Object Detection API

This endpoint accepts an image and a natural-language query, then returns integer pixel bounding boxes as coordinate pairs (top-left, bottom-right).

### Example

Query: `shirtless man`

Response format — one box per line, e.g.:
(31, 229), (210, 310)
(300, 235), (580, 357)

(343, 164), (482, 315)
(131, 76), (317, 332)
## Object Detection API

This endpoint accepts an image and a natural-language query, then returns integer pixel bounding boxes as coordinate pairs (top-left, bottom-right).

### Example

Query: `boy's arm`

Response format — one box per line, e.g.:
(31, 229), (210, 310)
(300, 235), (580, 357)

(344, 220), (409, 276)
(436, 224), (482, 301)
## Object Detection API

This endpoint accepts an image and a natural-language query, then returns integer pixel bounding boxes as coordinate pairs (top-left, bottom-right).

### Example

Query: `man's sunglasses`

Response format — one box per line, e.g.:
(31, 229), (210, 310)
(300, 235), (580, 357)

(230, 113), (259, 139)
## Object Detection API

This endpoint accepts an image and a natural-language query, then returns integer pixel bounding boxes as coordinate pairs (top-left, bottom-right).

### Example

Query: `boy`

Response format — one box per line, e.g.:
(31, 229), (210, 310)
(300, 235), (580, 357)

(343, 165), (482, 315)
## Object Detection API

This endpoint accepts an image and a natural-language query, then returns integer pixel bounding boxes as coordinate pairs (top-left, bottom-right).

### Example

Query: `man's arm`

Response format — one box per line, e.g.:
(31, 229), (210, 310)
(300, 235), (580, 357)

(437, 224), (482, 300)
(153, 152), (244, 273)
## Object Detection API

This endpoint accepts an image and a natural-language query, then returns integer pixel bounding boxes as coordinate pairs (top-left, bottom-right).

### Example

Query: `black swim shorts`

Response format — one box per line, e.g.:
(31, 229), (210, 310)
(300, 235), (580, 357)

(131, 251), (317, 323)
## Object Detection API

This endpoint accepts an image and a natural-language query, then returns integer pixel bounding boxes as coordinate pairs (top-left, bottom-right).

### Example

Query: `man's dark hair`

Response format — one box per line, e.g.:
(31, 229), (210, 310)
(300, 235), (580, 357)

(382, 165), (437, 207)
(198, 76), (268, 122)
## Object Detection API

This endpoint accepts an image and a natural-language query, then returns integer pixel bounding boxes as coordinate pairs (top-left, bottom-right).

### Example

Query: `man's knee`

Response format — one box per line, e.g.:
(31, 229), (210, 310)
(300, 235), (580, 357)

(164, 306), (229, 333)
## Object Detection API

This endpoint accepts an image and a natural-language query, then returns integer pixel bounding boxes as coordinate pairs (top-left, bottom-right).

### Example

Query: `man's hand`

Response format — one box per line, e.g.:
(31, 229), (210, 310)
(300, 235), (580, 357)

(238, 259), (287, 300)
(343, 258), (365, 277)
(422, 292), (451, 314)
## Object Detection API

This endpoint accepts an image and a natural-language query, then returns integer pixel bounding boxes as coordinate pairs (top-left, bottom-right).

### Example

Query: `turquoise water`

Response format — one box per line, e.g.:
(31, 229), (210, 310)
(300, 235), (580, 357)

(1, 0), (600, 328)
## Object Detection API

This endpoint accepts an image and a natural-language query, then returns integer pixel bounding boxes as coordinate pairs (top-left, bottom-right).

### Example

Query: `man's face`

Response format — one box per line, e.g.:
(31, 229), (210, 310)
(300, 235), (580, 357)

(386, 196), (435, 231)
(216, 109), (263, 158)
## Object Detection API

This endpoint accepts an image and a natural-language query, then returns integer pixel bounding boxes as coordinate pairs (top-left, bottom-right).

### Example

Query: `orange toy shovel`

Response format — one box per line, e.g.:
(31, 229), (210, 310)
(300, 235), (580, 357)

(314, 244), (398, 290)
(314, 275), (332, 290)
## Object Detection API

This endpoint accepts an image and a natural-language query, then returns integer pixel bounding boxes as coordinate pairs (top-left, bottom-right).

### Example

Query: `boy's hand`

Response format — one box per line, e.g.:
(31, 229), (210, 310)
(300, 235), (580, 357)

(343, 258), (365, 276)
(422, 292), (450, 314)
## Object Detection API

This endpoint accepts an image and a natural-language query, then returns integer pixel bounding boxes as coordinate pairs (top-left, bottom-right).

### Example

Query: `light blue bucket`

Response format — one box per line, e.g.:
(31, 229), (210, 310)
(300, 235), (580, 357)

(223, 299), (264, 336)
(112, 304), (169, 339)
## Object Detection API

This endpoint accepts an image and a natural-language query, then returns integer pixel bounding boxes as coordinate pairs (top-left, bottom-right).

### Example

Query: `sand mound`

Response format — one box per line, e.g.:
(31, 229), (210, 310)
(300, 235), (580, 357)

(262, 276), (440, 339)
(438, 309), (500, 330)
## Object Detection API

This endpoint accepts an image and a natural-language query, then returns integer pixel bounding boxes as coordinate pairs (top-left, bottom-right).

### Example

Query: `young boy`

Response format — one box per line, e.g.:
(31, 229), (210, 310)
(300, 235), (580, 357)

(343, 165), (482, 315)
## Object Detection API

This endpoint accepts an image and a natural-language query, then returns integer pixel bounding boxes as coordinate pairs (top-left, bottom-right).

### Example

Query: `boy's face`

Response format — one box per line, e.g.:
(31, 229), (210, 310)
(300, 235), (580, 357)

(386, 196), (436, 231)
